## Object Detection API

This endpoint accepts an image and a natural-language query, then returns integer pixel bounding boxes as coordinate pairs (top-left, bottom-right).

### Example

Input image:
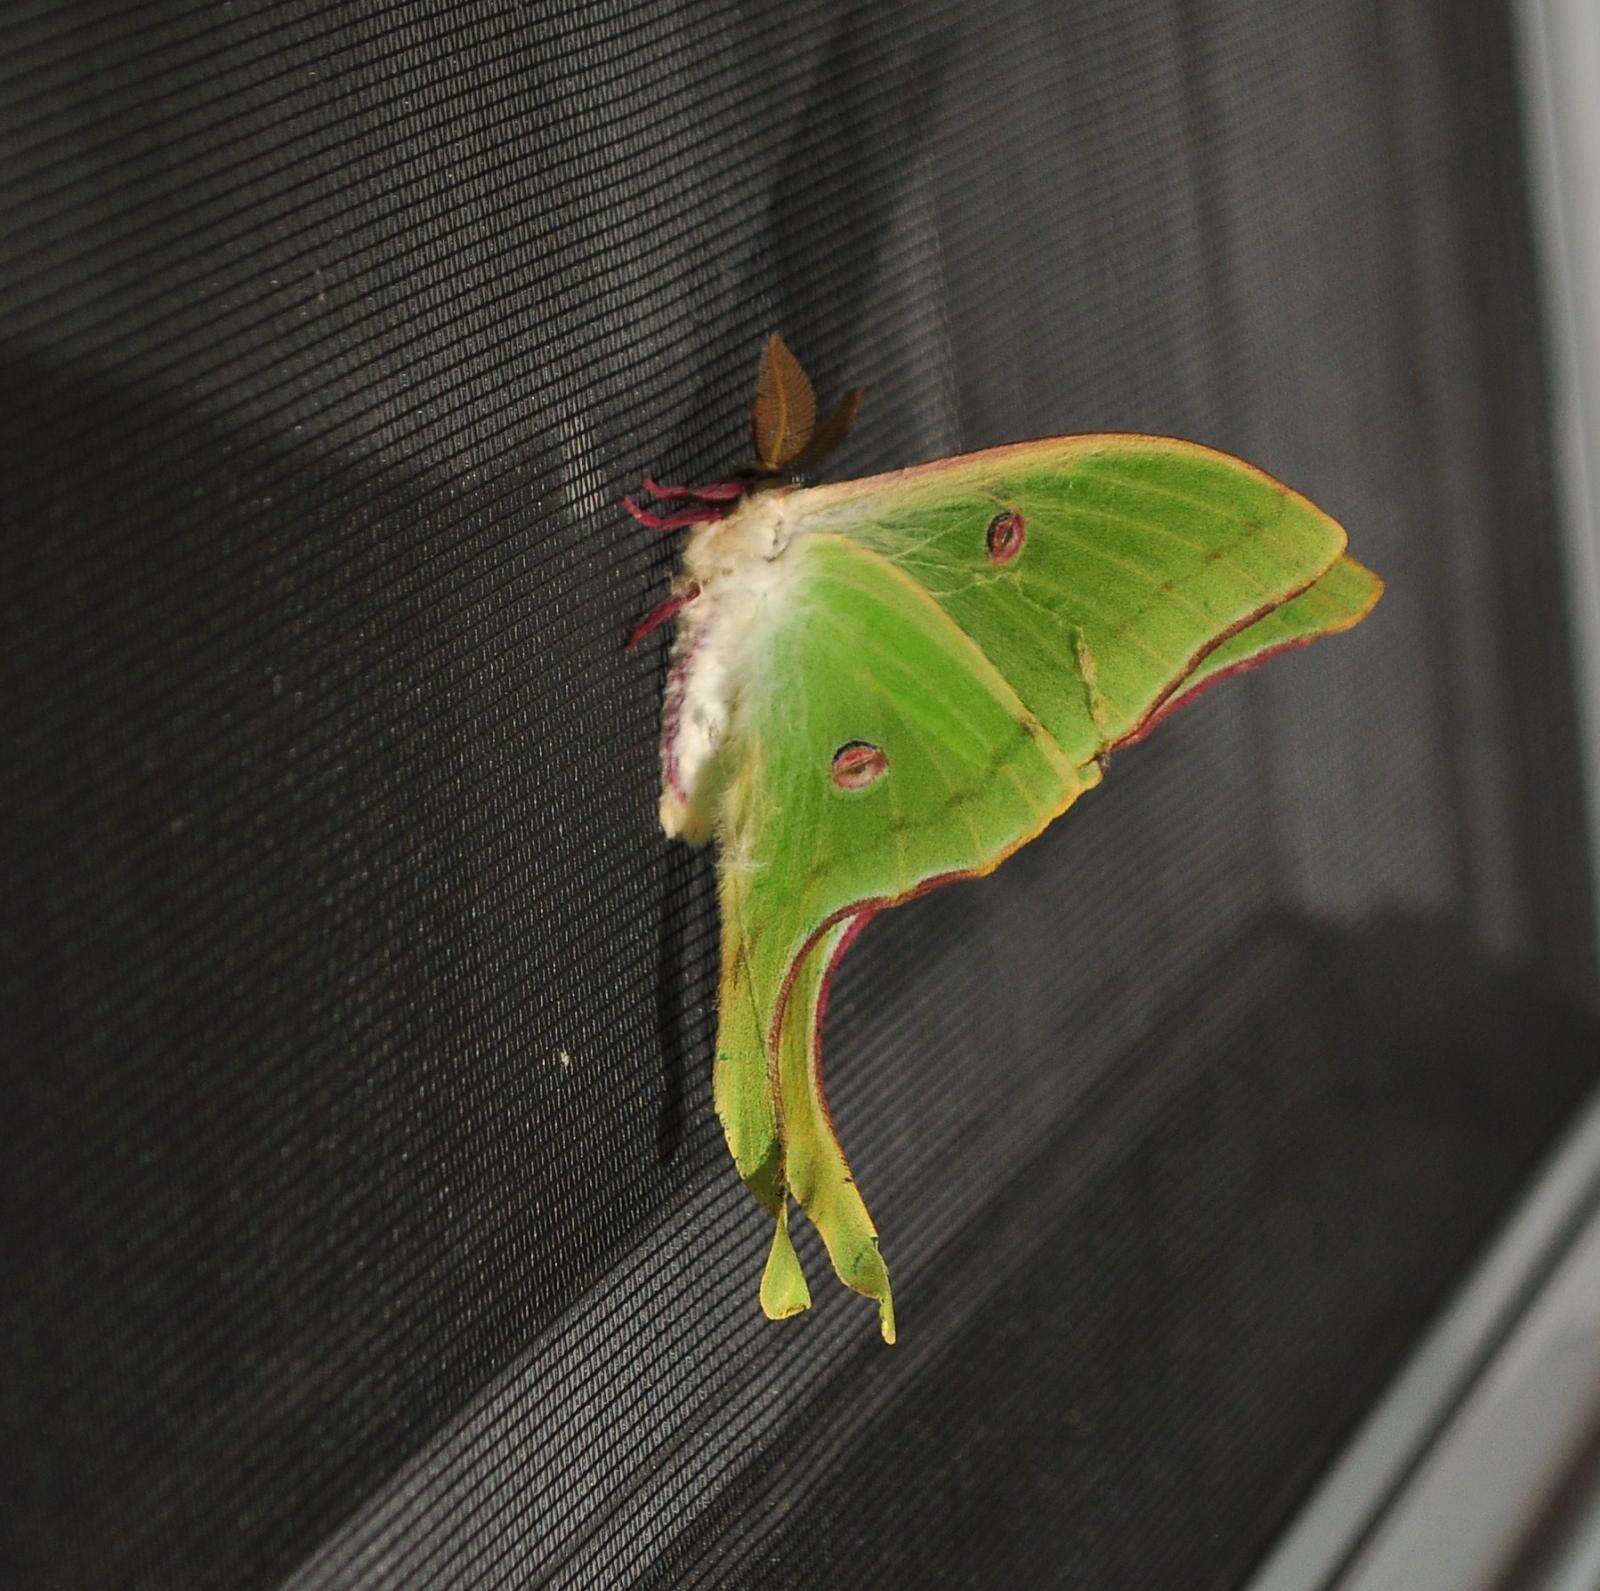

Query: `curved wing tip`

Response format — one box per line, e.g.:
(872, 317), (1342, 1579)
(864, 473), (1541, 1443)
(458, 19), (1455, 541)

(762, 1298), (813, 1322)
(1346, 553), (1385, 591)
(1324, 556), (1386, 633)
(760, 1214), (813, 1320)
(848, 1255), (896, 1342)
(1352, 573), (1385, 622)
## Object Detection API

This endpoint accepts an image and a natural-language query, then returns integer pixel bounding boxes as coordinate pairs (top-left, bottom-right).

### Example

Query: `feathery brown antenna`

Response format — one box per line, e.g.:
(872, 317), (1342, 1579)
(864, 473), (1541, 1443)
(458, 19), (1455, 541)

(791, 385), (864, 473)
(751, 332), (816, 471)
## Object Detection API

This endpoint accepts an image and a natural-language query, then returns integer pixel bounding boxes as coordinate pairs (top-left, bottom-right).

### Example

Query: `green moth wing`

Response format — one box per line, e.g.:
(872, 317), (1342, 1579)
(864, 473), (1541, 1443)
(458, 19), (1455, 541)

(641, 351), (1383, 1341)
(800, 435), (1372, 760)
(705, 532), (1095, 1341)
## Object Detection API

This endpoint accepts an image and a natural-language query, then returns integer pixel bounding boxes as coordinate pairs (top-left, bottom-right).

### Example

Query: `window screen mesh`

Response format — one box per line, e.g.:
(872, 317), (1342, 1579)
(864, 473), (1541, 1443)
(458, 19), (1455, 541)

(3, 1), (1597, 1587)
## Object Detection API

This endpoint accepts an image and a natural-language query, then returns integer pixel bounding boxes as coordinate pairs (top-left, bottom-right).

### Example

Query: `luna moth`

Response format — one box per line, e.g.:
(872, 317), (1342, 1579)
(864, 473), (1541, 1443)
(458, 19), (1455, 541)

(629, 334), (1382, 1343)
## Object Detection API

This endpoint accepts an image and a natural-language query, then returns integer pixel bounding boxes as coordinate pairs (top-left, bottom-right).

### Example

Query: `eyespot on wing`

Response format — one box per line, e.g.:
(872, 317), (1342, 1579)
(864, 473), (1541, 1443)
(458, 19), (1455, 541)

(985, 510), (1025, 564)
(830, 740), (888, 791)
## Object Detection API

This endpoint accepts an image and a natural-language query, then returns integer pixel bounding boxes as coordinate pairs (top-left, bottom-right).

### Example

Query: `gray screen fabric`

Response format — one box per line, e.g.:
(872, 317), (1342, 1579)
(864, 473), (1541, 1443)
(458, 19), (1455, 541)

(3, 2), (1596, 1587)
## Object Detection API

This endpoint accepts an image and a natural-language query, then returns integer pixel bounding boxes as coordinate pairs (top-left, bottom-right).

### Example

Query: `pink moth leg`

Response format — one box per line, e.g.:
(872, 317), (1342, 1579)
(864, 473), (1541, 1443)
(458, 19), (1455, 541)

(626, 581), (701, 653)
(622, 497), (729, 532)
(638, 476), (750, 503)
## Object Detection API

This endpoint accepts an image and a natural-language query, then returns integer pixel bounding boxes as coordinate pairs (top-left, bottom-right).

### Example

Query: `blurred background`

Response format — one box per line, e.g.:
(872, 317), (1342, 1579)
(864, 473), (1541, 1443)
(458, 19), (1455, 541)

(3, 2), (1598, 1586)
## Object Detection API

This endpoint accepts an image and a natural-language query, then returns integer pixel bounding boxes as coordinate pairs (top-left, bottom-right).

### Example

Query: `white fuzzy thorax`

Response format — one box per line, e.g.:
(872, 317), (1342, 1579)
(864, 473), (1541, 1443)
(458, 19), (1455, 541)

(658, 489), (803, 844)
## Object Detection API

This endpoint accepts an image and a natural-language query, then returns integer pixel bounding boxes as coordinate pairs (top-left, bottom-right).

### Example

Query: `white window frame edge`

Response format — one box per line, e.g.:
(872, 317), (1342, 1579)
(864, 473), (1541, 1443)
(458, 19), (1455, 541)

(1246, 1091), (1600, 1590)
(1522, 0), (1600, 929)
